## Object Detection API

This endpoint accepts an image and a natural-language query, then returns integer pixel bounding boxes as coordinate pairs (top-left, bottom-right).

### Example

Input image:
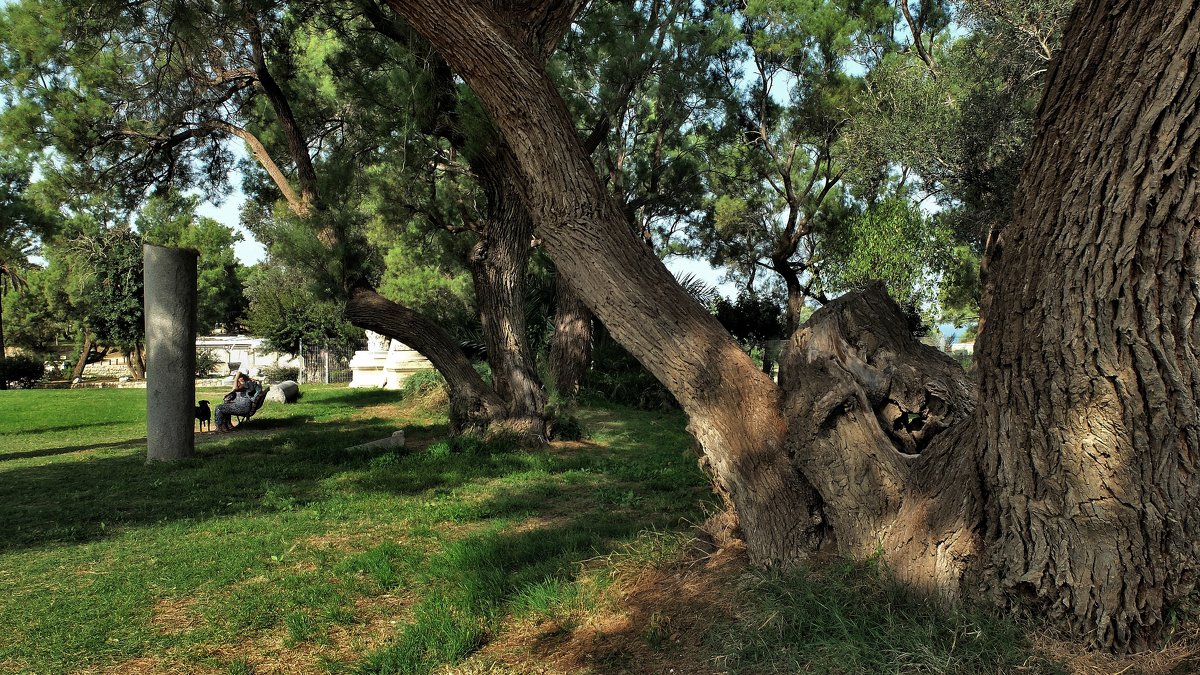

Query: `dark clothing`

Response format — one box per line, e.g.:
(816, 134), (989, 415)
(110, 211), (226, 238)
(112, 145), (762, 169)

(215, 378), (262, 428)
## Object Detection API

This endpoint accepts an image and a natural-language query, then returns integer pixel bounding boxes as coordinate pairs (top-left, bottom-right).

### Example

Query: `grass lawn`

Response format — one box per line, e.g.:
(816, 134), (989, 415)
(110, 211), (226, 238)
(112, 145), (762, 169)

(0, 385), (1177, 674)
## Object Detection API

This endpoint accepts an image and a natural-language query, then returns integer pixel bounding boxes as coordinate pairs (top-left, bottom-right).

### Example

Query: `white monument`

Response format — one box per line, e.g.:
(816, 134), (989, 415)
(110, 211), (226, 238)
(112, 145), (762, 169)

(349, 331), (435, 389)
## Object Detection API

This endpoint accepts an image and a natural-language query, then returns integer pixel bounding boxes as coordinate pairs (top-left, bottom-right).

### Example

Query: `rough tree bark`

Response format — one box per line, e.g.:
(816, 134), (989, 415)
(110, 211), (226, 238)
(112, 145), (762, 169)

(471, 154), (548, 439)
(549, 272), (592, 399)
(785, 0), (1200, 652)
(971, 0), (1200, 650)
(234, 14), (520, 435)
(362, 3), (556, 440)
(385, 0), (1199, 651)
(386, 0), (828, 564)
(128, 342), (145, 380)
(70, 328), (92, 382)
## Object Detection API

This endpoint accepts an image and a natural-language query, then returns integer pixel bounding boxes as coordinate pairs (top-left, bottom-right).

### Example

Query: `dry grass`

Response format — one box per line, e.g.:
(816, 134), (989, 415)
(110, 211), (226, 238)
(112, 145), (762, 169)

(151, 597), (204, 636)
(462, 540), (745, 675)
(206, 593), (414, 674)
(1031, 623), (1200, 675)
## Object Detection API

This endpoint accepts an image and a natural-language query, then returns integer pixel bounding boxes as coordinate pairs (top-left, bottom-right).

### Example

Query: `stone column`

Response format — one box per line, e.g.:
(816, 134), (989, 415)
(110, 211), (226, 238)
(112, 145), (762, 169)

(144, 244), (198, 461)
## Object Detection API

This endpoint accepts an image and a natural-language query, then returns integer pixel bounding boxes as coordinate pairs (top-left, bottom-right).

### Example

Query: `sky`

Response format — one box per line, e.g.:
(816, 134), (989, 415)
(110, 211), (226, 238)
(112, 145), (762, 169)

(193, 181), (267, 267)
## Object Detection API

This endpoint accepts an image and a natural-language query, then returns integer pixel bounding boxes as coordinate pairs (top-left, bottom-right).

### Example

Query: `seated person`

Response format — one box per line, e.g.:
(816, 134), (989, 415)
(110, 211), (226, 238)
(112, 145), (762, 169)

(215, 370), (263, 432)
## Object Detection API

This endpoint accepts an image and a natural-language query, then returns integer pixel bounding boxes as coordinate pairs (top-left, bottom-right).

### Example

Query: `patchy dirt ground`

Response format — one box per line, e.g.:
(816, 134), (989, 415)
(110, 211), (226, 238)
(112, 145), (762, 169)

(453, 543), (747, 675)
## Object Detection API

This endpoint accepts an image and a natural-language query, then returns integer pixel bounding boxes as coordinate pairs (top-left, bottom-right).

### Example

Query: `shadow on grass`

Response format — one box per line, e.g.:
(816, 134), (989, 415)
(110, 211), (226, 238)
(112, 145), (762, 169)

(0, 438), (147, 463)
(0, 420), (136, 437)
(357, 480), (696, 675)
(0, 416), (442, 554)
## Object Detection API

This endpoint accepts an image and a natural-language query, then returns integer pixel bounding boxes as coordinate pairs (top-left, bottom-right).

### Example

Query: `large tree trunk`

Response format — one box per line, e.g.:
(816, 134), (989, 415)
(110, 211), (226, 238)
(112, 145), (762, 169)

(970, 0), (1200, 651)
(346, 285), (509, 434)
(386, 0), (829, 564)
(458, 111), (552, 441)
(779, 286), (983, 594)
(471, 160), (548, 441)
(785, 0), (1200, 653)
(549, 272), (592, 399)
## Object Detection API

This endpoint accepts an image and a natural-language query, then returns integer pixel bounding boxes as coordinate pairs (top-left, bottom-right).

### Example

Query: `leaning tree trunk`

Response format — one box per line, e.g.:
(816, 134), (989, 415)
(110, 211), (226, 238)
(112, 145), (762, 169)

(70, 328), (92, 382)
(387, 0), (1200, 651)
(128, 342), (146, 380)
(346, 285), (508, 434)
(549, 273), (592, 399)
(386, 0), (828, 564)
(970, 0), (1200, 651)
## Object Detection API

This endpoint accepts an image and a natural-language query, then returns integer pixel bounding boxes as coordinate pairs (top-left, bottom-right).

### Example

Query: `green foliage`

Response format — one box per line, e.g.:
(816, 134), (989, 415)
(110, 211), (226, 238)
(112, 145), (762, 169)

(243, 263), (362, 360)
(400, 369), (447, 399)
(139, 192), (247, 333)
(2, 266), (65, 353)
(844, 0), (1070, 249)
(80, 226), (144, 352)
(0, 353), (44, 388)
(195, 349), (223, 378)
(820, 197), (952, 311)
(550, 413), (585, 442)
(377, 245), (475, 335)
(556, 0), (725, 254)
(259, 364), (300, 383)
(715, 292), (786, 346)
(584, 326), (676, 410)
(939, 243), (982, 327)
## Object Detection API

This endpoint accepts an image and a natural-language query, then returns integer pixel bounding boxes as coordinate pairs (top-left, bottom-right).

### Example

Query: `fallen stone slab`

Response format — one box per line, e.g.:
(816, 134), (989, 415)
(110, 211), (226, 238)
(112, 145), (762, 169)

(266, 380), (300, 403)
(344, 430), (406, 452)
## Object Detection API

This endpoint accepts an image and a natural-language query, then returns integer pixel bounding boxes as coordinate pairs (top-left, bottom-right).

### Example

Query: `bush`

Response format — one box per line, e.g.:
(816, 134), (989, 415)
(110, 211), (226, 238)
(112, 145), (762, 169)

(196, 348), (223, 378)
(0, 355), (46, 388)
(546, 397), (586, 441)
(401, 369), (446, 398)
(259, 365), (300, 383)
(583, 368), (676, 410)
(551, 414), (585, 441)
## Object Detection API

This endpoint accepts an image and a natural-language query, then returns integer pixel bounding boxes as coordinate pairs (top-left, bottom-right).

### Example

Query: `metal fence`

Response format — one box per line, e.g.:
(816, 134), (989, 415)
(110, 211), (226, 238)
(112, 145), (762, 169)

(297, 342), (359, 385)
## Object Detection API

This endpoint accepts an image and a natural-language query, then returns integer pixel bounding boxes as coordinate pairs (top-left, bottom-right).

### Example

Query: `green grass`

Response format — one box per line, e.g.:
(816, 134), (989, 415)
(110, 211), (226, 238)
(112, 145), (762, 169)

(0, 386), (712, 673)
(714, 560), (1062, 675)
(0, 386), (1066, 674)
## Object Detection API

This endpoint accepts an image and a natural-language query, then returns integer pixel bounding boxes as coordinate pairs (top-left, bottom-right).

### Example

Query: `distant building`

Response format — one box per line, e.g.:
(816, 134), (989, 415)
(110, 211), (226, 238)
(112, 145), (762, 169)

(195, 335), (301, 377)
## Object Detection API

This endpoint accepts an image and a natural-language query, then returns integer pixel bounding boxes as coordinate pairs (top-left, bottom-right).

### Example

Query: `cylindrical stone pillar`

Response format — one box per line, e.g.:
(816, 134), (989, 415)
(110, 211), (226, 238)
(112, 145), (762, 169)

(144, 244), (199, 461)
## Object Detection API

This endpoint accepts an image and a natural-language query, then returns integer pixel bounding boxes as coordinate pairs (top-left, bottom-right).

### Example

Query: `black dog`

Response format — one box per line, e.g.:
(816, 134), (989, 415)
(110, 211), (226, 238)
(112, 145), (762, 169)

(195, 400), (211, 432)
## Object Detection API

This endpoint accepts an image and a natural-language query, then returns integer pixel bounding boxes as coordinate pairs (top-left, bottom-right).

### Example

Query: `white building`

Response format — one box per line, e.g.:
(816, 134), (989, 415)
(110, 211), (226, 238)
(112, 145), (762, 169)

(195, 335), (302, 377)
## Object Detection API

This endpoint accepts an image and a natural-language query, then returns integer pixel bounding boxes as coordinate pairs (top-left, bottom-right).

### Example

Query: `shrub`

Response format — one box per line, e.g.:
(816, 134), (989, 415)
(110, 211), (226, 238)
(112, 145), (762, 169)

(551, 414), (585, 441)
(546, 397), (586, 441)
(0, 355), (46, 388)
(401, 369), (446, 398)
(195, 348), (223, 378)
(583, 368), (676, 410)
(259, 365), (300, 383)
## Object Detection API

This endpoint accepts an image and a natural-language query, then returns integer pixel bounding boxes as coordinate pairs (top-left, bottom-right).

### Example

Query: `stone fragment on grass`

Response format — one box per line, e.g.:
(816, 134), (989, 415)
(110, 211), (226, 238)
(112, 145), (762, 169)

(344, 430), (406, 452)
(266, 380), (300, 403)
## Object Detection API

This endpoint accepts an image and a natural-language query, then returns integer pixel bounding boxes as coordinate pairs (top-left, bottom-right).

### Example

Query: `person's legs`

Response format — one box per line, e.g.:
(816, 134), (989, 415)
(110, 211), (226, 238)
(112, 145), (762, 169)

(214, 404), (232, 431)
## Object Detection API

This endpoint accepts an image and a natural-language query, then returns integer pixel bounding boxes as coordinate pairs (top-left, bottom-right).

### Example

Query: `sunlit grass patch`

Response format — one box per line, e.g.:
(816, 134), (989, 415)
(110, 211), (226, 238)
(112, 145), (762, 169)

(0, 388), (712, 673)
